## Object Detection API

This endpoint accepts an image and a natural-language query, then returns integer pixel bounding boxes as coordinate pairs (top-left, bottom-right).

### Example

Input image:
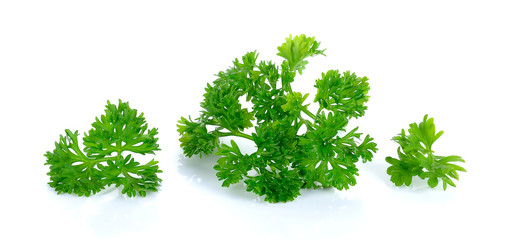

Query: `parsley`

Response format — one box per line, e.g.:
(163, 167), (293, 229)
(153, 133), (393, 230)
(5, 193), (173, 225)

(178, 35), (377, 203)
(45, 100), (161, 197)
(386, 115), (466, 190)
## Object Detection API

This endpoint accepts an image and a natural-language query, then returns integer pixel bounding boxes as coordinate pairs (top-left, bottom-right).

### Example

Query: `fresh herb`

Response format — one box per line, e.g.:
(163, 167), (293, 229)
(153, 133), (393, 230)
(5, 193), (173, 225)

(386, 115), (466, 190)
(45, 100), (161, 197)
(178, 35), (377, 203)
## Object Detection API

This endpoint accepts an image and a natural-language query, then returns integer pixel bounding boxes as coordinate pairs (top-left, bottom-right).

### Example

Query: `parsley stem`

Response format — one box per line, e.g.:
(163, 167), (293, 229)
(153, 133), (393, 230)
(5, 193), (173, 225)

(302, 108), (317, 120)
(298, 116), (315, 131)
(116, 141), (123, 163)
(316, 107), (322, 116)
(207, 122), (254, 140)
(215, 131), (253, 141)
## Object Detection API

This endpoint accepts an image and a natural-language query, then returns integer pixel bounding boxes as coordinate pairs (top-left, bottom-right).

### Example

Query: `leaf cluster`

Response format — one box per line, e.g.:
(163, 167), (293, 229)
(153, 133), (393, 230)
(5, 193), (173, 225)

(178, 35), (377, 203)
(45, 100), (162, 197)
(386, 115), (466, 190)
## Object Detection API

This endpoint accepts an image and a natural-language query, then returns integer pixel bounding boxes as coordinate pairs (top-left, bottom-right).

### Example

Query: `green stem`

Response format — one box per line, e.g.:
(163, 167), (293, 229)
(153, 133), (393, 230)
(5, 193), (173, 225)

(286, 84), (293, 93)
(298, 117), (314, 131)
(206, 121), (254, 141)
(215, 131), (253, 141)
(302, 108), (317, 120)
(316, 107), (322, 117)
(91, 156), (118, 164)
(115, 141), (124, 166)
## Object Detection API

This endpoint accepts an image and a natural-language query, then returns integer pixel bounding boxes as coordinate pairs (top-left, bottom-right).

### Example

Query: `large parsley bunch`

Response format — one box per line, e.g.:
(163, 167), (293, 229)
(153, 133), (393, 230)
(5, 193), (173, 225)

(45, 100), (161, 197)
(178, 35), (377, 203)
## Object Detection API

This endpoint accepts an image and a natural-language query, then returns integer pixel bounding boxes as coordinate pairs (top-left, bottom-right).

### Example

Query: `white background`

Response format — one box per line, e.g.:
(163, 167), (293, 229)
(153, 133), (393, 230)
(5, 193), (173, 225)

(1, 1), (510, 239)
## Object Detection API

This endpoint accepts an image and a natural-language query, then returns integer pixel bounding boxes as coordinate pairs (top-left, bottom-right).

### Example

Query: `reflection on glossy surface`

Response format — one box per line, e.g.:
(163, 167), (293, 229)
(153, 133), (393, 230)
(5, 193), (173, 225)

(176, 152), (367, 237)
(87, 192), (159, 236)
(47, 187), (160, 238)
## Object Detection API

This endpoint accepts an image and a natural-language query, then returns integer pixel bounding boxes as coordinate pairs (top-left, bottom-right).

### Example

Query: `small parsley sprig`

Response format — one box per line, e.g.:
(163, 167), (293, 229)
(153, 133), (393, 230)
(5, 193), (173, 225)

(178, 35), (377, 203)
(45, 100), (162, 197)
(386, 115), (466, 190)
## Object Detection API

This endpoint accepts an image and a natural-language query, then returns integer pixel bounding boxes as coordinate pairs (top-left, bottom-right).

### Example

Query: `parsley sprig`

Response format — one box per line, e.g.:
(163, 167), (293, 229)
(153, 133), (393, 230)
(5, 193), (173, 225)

(386, 115), (466, 190)
(178, 35), (377, 203)
(45, 100), (161, 197)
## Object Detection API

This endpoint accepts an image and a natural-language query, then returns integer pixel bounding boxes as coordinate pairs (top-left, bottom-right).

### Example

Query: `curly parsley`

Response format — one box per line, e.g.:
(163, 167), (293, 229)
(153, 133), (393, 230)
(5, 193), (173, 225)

(386, 115), (466, 190)
(178, 35), (377, 202)
(45, 100), (161, 197)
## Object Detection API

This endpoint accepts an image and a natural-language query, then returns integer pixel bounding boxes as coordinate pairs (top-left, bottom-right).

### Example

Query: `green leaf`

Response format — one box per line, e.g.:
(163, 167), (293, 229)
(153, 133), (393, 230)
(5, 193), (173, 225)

(386, 115), (465, 190)
(201, 82), (255, 132)
(427, 177), (439, 188)
(45, 100), (161, 197)
(83, 100), (159, 157)
(214, 140), (252, 187)
(386, 157), (415, 187)
(356, 135), (378, 163)
(177, 116), (219, 157)
(277, 34), (325, 75)
(251, 87), (287, 123)
(108, 155), (162, 197)
(298, 113), (374, 190)
(314, 70), (370, 119)
(281, 92), (309, 117)
(245, 169), (302, 203)
(45, 130), (106, 196)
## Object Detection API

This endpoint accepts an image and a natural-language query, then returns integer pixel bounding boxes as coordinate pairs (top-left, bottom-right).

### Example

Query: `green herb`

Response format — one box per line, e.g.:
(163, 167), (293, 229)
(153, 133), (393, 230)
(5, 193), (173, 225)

(45, 100), (161, 197)
(386, 115), (466, 190)
(178, 35), (377, 203)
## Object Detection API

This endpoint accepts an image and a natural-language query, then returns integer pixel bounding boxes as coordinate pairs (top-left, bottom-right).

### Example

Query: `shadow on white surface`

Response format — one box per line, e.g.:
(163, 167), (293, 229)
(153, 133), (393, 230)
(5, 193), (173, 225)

(245, 189), (366, 238)
(47, 185), (160, 238)
(87, 192), (159, 237)
(176, 152), (368, 237)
